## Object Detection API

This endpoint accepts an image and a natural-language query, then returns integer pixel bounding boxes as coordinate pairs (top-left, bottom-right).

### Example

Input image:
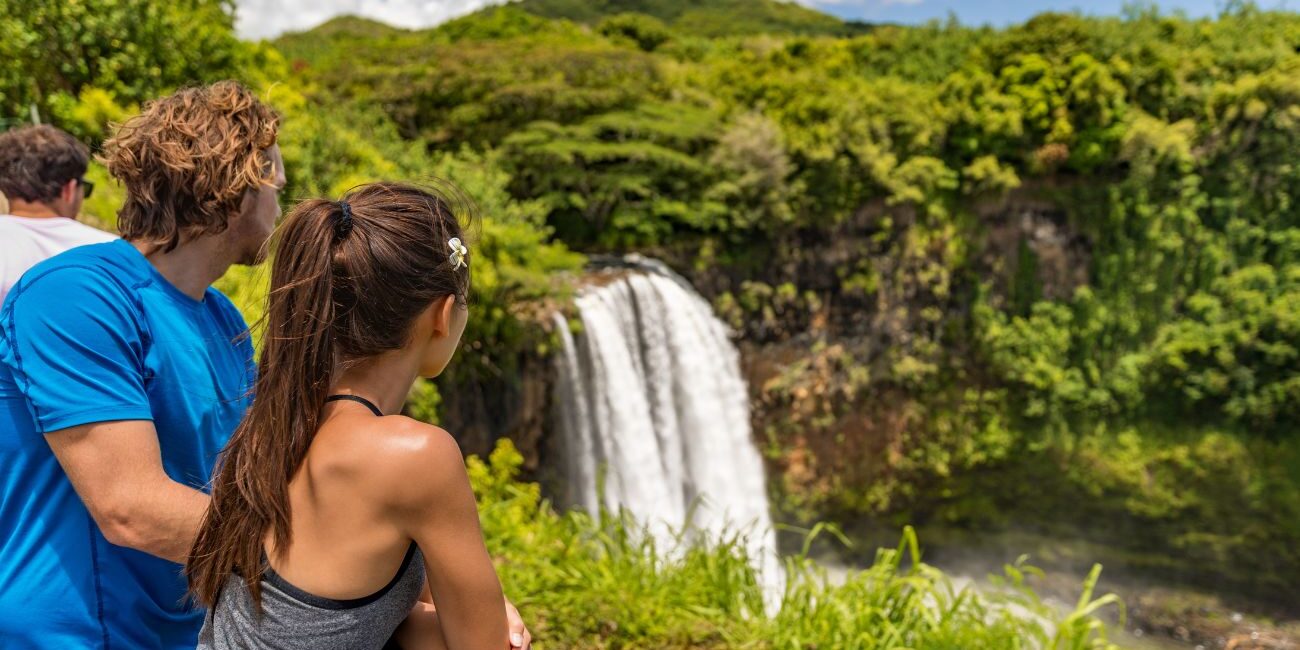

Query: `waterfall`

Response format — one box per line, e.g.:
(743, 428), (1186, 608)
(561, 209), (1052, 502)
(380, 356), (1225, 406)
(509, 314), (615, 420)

(551, 258), (781, 601)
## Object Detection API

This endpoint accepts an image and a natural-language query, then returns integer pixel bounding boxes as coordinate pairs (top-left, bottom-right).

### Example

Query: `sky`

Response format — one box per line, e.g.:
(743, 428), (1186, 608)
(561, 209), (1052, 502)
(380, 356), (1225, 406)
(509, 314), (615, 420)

(233, 0), (1284, 40)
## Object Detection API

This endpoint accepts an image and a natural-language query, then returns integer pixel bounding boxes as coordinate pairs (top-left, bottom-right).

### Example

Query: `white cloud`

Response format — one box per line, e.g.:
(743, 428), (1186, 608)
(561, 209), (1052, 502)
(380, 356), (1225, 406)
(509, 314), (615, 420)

(234, 0), (506, 39)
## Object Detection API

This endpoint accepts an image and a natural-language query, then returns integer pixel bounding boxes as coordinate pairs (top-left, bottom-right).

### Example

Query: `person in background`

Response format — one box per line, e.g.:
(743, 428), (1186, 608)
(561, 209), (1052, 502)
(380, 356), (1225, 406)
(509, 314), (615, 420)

(0, 124), (116, 305)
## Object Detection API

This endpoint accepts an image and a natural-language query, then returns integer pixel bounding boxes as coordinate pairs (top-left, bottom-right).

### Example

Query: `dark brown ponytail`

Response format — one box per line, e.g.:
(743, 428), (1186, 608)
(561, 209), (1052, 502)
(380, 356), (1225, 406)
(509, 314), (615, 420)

(187, 182), (471, 607)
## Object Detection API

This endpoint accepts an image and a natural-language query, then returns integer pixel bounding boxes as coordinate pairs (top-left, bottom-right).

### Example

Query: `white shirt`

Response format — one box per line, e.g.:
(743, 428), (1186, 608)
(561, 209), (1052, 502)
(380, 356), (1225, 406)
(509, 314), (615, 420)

(0, 214), (118, 306)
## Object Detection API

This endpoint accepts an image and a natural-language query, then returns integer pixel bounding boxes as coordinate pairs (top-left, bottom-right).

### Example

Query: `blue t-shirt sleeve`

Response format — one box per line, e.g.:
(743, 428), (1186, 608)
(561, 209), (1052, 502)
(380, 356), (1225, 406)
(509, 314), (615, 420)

(3, 266), (153, 433)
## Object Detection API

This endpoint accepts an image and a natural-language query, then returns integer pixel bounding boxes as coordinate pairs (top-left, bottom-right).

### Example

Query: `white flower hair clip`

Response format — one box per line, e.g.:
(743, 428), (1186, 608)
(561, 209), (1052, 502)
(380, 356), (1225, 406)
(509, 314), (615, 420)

(448, 237), (469, 270)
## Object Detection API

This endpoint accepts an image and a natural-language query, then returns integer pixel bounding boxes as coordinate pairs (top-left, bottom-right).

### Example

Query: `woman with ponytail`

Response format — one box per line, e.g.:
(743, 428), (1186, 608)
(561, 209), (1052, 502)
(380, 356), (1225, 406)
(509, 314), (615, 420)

(187, 182), (524, 649)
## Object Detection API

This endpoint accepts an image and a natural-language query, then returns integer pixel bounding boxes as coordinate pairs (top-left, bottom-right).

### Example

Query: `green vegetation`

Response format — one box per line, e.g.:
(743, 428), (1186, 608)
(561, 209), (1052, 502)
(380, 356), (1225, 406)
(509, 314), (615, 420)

(4, 0), (1299, 639)
(512, 0), (868, 38)
(0, 0), (270, 137)
(474, 438), (1122, 649)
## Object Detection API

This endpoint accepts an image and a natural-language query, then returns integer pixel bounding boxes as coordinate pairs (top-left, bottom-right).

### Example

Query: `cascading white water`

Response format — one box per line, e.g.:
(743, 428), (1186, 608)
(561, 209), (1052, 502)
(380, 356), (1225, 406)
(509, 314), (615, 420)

(551, 257), (781, 602)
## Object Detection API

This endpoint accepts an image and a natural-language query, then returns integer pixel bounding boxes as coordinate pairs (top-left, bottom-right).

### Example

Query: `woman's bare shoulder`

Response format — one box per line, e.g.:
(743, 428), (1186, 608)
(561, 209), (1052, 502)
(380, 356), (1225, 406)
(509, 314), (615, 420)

(346, 415), (470, 511)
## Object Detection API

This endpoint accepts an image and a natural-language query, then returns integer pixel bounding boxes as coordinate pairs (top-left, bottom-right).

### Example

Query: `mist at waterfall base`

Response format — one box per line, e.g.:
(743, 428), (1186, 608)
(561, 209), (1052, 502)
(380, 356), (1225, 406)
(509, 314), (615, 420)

(550, 257), (783, 604)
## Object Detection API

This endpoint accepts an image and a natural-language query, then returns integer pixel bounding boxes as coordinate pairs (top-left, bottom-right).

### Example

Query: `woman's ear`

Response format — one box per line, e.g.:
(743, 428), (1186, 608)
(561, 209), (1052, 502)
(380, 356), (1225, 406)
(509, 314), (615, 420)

(428, 294), (457, 339)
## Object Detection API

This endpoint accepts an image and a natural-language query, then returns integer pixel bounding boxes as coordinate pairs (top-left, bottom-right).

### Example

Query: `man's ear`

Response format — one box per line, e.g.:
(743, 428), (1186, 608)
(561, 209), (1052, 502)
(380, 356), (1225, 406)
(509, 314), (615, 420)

(60, 178), (79, 204)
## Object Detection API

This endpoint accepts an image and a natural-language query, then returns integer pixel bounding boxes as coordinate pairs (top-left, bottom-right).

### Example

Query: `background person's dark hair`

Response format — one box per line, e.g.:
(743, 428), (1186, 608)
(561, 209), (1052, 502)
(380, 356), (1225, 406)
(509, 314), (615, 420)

(0, 125), (89, 204)
(187, 181), (472, 608)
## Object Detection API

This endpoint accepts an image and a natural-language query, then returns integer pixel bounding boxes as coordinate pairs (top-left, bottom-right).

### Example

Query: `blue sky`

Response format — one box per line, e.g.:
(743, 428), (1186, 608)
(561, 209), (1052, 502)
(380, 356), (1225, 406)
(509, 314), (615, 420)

(235, 0), (1291, 39)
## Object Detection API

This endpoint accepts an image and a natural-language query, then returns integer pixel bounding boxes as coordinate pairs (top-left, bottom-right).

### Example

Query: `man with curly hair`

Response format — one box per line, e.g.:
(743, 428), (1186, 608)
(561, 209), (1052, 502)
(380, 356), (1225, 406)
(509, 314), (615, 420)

(0, 81), (285, 648)
(0, 124), (116, 305)
(0, 82), (535, 650)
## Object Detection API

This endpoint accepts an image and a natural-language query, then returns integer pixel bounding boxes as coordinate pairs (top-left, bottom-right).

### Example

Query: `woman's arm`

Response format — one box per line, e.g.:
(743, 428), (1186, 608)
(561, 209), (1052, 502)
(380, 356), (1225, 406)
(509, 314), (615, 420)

(414, 583), (533, 648)
(393, 603), (447, 650)
(384, 421), (509, 650)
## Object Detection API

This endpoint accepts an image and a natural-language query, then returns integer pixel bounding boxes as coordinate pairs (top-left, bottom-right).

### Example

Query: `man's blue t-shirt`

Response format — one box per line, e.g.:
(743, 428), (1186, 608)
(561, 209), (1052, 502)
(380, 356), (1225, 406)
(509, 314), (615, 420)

(0, 239), (255, 649)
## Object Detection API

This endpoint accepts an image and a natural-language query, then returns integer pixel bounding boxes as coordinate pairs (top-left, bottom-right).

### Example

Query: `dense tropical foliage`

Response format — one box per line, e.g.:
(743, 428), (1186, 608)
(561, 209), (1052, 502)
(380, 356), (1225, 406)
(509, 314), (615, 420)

(4, 0), (1299, 643)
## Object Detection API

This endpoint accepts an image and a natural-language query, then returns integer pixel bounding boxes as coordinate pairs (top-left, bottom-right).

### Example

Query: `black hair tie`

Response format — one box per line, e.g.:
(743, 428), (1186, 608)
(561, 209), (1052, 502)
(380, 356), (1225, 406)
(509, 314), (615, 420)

(334, 201), (354, 239)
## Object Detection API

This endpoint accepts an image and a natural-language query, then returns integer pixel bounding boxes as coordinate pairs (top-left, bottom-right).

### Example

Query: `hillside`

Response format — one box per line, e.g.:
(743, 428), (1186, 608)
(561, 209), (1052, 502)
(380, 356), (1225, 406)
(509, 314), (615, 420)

(272, 2), (873, 78)
(511, 0), (870, 37)
(273, 15), (414, 65)
(282, 14), (406, 40)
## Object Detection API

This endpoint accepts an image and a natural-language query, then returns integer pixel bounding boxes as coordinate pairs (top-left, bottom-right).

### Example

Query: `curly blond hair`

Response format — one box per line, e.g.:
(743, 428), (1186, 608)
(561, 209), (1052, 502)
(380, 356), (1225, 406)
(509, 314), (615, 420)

(103, 81), (280, 251)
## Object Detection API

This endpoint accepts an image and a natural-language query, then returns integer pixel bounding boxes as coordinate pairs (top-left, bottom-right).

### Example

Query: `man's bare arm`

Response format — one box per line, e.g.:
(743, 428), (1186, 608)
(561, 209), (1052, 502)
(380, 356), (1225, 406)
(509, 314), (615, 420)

(45, 420), (209, 563)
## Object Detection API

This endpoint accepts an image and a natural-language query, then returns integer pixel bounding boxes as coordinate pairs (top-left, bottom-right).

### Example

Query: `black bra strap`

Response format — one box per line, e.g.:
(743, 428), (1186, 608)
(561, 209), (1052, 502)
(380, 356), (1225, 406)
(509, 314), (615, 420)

(326, 394), (383, 416)
(262, 542), (418, 611)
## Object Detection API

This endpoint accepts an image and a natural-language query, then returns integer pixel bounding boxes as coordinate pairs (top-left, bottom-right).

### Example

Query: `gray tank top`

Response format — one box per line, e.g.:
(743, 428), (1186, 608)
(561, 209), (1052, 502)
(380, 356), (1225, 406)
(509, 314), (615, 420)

(197, 542), (425, 650)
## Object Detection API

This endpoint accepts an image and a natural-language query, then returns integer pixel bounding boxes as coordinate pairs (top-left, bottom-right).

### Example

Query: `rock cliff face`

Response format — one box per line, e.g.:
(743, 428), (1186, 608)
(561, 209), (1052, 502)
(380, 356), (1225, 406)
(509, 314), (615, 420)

(667, 188), (1092, 518)
(439, 186), (1094, 511)
(439, 353), (552, 472)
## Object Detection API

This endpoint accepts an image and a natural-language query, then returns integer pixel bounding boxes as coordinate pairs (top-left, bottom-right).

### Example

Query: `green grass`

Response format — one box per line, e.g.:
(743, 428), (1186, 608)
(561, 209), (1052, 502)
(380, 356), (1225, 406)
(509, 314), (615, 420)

(470, 439), (1124, 649)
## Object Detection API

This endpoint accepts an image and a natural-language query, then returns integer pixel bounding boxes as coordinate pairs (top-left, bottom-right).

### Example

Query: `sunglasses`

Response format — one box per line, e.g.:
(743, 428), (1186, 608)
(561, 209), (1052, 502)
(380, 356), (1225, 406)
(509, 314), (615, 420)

(78, 178), (94, 199)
